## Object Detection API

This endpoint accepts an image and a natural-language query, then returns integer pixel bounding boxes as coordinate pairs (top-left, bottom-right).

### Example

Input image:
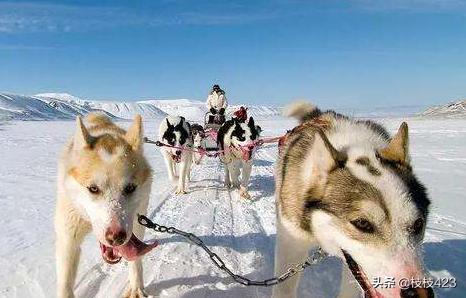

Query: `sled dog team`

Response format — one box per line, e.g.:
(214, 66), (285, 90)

(56, 100), (434, 297)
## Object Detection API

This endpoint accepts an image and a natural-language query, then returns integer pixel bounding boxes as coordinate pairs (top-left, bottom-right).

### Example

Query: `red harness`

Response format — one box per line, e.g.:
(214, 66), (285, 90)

(146, 135), (284, 163)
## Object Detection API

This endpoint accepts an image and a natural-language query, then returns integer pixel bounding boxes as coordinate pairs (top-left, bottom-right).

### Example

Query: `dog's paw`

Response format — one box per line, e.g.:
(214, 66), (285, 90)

(239, 187), (251, 199)
(224, 181), (231, 188)
(57, 291), (75, 298)
(231, 182), (241, 189)
(123, 287), (149, 298)
(175, 188), (187, 195)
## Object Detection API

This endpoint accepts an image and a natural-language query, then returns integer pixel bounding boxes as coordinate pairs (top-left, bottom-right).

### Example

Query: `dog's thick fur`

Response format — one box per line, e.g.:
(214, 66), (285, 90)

(55, 114), (153, 298)
(191, 123), (205, 166)
(158, 116), (193, 194)
(273, 101), (432, 298)
(217, 117), (260, 199)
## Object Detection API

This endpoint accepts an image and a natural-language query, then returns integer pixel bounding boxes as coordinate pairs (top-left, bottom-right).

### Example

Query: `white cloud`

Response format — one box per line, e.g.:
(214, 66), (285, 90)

(0, 44), (55, 50)
(0, 1), (285, 33)
(0, 2), (136, 33)
(2, 1), (464, 34)
(352, 0), (466, 12)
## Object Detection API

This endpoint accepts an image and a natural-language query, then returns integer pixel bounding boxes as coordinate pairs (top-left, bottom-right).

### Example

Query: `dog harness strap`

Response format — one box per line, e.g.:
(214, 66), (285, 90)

(144, 135), (287, 161)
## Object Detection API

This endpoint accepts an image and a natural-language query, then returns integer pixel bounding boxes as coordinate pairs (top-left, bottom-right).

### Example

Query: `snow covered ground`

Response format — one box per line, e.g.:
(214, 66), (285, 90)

(0, 115), (465, 298)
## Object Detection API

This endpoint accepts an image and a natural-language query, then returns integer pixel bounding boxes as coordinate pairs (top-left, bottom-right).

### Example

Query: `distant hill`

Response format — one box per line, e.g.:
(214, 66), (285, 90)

(0, 93), (106, 121)
(0, 92), (281, 122)
(420, 99), (466, 118)
(140, 99), (207, 122)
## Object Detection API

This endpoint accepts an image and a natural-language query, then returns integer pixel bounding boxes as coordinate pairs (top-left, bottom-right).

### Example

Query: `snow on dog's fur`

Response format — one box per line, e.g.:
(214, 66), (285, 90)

(217, 117), (260, 199)
(55, 114), (155, 298)
(273, 101), (434, 298)
(158, 116), (193, 194)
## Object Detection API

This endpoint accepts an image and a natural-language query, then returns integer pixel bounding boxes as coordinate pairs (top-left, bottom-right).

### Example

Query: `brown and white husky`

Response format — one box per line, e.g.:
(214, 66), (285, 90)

(273, 102), (434, 298)
(55, 114), (156, 298)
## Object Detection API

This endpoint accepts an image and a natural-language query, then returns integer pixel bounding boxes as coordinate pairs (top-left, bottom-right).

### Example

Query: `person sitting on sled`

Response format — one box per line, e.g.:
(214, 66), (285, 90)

(206, 84), (228, 124)
(233, 106), (262, 134)
(233, 106), (248, 122)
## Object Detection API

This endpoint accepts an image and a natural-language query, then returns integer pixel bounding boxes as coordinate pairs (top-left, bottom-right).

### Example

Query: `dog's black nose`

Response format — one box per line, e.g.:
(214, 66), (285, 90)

(400, 287), (434, 298)
(175, 150), (182, 156)
(105, 230), (127, 246)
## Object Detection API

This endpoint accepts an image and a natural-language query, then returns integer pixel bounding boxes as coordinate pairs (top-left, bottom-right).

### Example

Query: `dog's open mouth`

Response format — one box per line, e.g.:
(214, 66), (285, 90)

(99, 234), (158, 264)
(342, 250), (384, 298)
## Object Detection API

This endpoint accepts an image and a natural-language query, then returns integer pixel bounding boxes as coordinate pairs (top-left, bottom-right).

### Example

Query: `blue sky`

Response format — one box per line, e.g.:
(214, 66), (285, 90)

(0, 0), (465, 107)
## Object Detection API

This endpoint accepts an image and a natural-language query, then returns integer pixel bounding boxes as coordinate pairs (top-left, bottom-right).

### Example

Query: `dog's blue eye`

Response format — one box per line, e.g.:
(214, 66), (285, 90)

(123, 183), (137, 195)
(351, 218), (375, 233)
(88, 185), (100, 194)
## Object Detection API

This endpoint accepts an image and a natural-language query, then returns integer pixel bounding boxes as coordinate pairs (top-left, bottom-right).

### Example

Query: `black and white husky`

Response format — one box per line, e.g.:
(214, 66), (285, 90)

(273, 102), (434, 298)
(158, 116), (193, 194)
(217, 117), (260, 199)
(190, 123), (206, 166)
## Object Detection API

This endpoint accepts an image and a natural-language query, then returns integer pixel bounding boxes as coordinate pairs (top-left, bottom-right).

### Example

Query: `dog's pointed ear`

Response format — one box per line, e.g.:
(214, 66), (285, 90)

(248, 116), (255, 127)
(175, 118), (184, 129)
(310, 130), (346, 175)
(166, 118), (173, 128)
(125, 115), (143, 151)
(74, 116), (92, 149)
(377, 122), (409, 165)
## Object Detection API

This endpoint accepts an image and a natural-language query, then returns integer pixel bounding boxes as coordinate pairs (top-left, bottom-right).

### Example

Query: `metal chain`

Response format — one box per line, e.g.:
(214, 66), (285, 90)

(138, 214), (328, 287)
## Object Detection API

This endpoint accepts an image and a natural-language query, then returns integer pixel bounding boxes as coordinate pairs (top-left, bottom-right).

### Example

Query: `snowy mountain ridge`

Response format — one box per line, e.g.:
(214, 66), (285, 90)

(0, 92), (281, 122)
(420, 99), (466, 118)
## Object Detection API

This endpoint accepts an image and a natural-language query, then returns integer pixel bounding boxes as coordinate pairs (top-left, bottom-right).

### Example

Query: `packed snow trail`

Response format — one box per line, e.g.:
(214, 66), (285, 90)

(0, 118), (465, 297)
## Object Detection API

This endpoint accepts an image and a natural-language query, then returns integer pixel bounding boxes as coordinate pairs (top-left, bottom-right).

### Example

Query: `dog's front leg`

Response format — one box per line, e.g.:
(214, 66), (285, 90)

(175, 155), (191, 194)
(55, 201), (89, 298)
(162, 151), (176, 183)
(188, 159), (193, 182)
(272, 217), (316, 298)
(229, 161), (241, 188)
(239, 162), (252, 199)
(224, 162), (231, 188)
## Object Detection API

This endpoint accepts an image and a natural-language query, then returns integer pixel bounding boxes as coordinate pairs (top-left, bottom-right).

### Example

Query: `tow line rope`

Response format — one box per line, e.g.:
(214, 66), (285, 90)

(144, 137), (223, 158)
(138, 214), (328, 287)
(144, 135), (285, 160)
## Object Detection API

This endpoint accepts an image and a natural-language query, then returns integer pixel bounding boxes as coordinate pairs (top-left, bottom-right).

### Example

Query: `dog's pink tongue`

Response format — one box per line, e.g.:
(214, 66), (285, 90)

(114, 233), (158, 261)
